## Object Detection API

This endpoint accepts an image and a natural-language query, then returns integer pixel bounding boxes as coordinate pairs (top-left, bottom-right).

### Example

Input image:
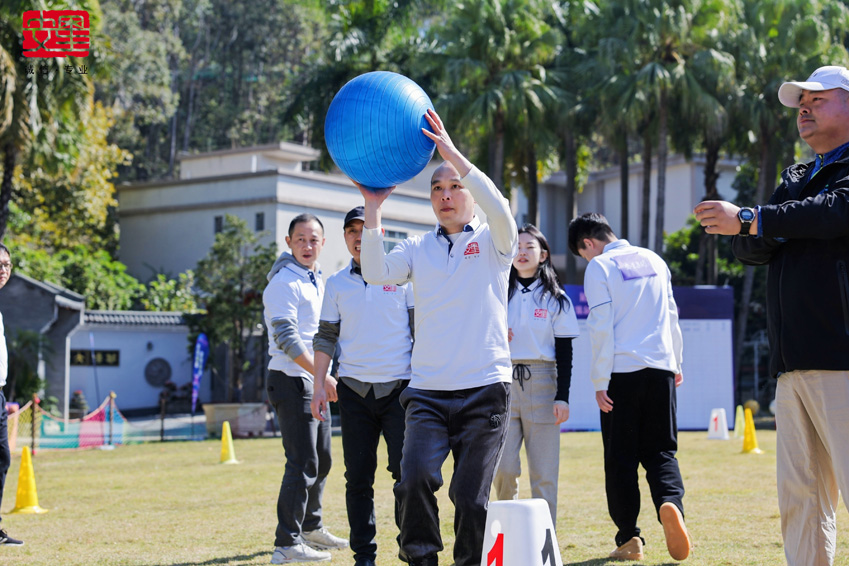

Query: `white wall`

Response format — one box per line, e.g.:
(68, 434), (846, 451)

(118, 170), (437, 282)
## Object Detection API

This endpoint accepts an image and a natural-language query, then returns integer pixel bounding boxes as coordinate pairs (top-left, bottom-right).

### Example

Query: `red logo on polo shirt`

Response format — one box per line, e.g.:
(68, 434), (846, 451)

(464, 242), (480, 256)
(383, 285), (397, 292)
(534, 309), (547, 319)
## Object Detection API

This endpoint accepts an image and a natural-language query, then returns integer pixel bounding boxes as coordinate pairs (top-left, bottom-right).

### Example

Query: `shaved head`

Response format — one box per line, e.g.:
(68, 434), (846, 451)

(431, 161), (461, 185)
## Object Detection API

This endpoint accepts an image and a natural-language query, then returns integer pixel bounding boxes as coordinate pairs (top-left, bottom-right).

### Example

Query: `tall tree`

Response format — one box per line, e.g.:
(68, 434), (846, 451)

(430, 0), (559, 193)
(0, 0), (100, 240)
(730, 0), (849, 379)
(192, 215), (276, 402)
(97, 0), (183, 181)
(281, 0), (438, 171)
(548, 0), (601, 282)
(596, 0), (737, 253)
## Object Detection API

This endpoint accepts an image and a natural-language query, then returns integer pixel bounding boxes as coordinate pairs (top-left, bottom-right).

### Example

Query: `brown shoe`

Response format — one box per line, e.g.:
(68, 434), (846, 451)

(608, 536), (644, 561)
(659, 502), (693, 560)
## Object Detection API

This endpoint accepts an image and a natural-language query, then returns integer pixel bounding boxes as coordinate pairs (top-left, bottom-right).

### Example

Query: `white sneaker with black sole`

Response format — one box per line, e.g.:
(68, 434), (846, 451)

(270, 543), (330, 564)
(302, 527), (349, 550)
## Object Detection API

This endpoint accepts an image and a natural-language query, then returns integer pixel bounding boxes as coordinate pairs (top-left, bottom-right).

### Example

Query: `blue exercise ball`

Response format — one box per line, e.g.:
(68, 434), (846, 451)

(324, 71), (436, 189)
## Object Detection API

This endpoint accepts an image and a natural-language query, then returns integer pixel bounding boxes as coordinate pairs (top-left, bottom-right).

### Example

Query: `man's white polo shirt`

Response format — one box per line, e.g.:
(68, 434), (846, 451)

(320, 261), (413, 382)
(263, 261), (324, 379)
(583, 240), (683, 390)
(361, 166), (518, 391)
(508, 280), (580, 361)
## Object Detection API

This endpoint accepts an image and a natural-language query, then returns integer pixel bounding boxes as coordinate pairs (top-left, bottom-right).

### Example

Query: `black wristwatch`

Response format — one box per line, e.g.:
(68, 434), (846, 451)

(737, 207), (755, 237)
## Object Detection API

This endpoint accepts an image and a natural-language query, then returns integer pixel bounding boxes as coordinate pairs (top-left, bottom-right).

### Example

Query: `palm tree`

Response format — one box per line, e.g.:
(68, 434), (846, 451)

(282, 0), (441, 171)
(547, 0), (603, 282)
(430, 0), (559, 194)
(595, 0), (738, 253)
(0, 0), (99, 240)
(730, 0), (849, 379)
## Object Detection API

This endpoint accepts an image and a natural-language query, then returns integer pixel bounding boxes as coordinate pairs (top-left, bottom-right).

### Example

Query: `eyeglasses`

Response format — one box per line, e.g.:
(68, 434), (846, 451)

(0, 263), (12, 272)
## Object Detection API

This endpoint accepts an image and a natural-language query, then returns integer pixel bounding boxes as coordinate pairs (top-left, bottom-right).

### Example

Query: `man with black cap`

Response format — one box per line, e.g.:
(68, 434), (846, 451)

(695, 65), (849, 566)
(311, 206), (414, 566)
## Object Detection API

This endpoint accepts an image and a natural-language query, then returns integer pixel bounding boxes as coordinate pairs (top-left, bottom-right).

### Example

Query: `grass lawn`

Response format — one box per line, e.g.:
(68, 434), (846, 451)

(1, 430), (848, 565)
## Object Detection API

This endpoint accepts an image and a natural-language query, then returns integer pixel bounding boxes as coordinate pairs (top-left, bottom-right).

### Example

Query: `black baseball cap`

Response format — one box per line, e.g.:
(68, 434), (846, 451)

(344, 206), (365, 228)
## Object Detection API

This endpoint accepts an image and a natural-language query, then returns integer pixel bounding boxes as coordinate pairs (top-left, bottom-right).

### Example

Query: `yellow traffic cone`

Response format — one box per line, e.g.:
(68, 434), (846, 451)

(733, 405), (745, 439)
(10, 446), (48, 514)
(220, 421), (239, 464)
(741, 408), (764, 454)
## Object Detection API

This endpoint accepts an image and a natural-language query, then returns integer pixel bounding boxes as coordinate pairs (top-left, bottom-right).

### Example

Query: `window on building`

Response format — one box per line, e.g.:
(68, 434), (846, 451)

(383, 229), (408, 253)
(255, 212), (265, 232)
(214, 215), (223, 234)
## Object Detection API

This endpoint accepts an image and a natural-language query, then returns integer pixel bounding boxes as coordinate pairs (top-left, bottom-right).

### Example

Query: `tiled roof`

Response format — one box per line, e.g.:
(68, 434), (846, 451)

(84, 311), (186, 327)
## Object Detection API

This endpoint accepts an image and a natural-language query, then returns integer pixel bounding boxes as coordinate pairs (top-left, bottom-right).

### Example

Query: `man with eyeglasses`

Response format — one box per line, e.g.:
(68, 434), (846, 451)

(0, 243), (22, 546)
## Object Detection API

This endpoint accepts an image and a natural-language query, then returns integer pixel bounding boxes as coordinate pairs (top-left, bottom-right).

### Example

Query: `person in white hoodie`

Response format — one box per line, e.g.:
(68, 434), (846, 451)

(263, 214), (348, 564)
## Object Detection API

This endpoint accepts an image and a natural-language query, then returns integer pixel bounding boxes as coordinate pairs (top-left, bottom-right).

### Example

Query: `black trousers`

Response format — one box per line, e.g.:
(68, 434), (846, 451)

(600, 368), (685, 547)
(395, 382), (510, 566)
(0, 391), (8, 524)
(337, 379), (406, 563)
(267, 371), (332, 548)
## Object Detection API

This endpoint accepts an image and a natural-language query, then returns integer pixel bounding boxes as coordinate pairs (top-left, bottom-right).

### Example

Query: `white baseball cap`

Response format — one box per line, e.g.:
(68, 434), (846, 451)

(778, 65), (849, 108)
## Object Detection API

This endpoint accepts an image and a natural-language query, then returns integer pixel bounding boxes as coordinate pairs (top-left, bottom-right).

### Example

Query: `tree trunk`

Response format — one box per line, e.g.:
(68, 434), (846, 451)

(564, 129), (578, 284)
(735, 133), (777, 380)
(0, 142), (17, 242)
(619, 143), (629, 239)
(183, 75), (198, 153)
(640, 129), (652, 248)
(167, 60), (179, 177)
(526, 145), (538, 226)
(698, 141), (721, 285)
(653, 90), (668, 254)
(492, 107), (505, 194)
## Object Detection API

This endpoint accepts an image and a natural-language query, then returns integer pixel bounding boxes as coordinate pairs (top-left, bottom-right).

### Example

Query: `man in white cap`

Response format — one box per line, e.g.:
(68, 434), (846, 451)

(694, 65), (849, 566)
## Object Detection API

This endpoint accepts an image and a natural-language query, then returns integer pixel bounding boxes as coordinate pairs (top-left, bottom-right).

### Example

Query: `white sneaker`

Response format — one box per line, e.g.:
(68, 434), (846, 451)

(302, 526), (349, 550)
(270, 543), (331, 564)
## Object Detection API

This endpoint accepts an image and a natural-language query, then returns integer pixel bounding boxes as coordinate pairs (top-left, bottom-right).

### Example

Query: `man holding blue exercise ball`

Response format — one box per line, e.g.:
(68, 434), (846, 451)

(356, 108), (518, 566)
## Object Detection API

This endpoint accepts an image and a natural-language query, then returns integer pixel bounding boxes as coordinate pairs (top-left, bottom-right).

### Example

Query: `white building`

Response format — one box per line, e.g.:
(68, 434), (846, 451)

(68, 311), (208, 415)
(117, 142), (442, 282)
(514, 154), (741, 276)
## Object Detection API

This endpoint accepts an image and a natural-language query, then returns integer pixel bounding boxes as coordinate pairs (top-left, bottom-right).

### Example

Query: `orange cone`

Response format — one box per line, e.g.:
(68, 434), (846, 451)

(10, 446), (48, 514)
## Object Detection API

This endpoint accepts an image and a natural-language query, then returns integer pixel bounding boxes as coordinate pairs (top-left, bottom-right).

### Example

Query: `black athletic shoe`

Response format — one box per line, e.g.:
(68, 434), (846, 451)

(0, 530), (23, 546)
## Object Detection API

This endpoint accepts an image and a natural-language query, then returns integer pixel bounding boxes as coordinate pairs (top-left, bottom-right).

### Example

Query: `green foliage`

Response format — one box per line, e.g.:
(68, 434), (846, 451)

(429, 0), (560, 190)
(5, 329), (52, 405)
(11, 102), (131, 253)
(97, 0), (183, 181)
(190, 215), (276, 401)
(13, 245), (143, 310)
(663, 215), (744, 286)
(140, 272), (200, 313)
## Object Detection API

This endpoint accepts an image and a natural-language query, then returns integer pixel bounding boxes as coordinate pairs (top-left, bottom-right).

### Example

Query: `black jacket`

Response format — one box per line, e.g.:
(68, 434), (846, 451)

(732, 155), (849, 378)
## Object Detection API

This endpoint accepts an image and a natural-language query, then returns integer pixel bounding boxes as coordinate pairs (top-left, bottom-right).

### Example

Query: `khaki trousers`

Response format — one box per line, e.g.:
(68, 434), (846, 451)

(776, 370), (849, 566)
(493, 361), (561, 524)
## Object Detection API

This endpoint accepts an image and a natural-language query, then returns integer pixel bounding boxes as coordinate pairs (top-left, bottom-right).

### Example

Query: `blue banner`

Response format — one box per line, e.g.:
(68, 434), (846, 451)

(191, 333), (209, 414)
